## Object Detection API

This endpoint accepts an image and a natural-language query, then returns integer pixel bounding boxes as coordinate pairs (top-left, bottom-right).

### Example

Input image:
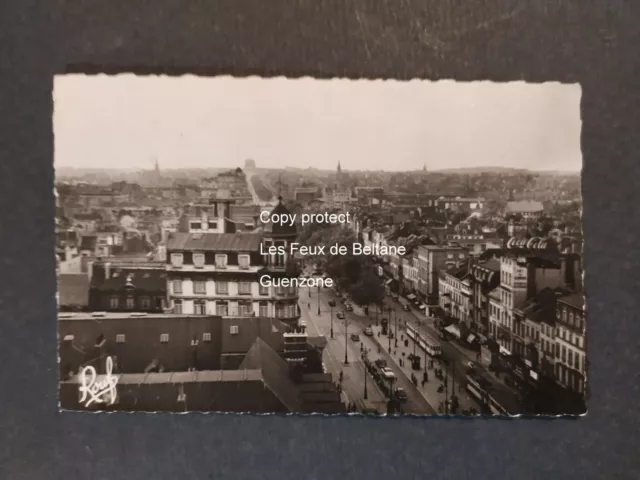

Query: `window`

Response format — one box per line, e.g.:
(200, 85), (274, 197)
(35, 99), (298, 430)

(259, 302), (269, 317)
(216, 302), (228, 316)
(561, 346), (566, 362)
(126, 296), (135, 309)
(202, 332), (212, 342)
(238, 282), (251, 295)
(215, 254), (227, 269)
(555, 343), (559, 357)
(193, 280), (206, 295)
(568, 349), (573, 366)
(574, 352), (580, 369)
(171, 253), (184, 267)
(259, 284), (269, 296)
(172, 280), (183, 294)
(239, 254), (250, 269)
(193, 253), (205, 268)
(569, 312), (574, 326)
(276, 285), (285, 296)
(140, 296), (150, 309)
(109, 295), (119, 308)
(239, 301), (253, 316)
(216, 281), (228, 295)
(116, 334), (125, 344)
(208, 221), (217, 230)
(173, 299), (183, 314)
(556, 308), (561, 320)
(160, 333), (169, 343)
(562, 309), (567, 321)
(190, 222), (202, 230)
(194, 300), (206, 315)
(230, 325), (239, 335)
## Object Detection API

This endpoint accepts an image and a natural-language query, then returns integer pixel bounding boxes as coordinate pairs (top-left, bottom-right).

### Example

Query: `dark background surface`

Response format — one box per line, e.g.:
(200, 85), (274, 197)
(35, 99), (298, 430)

(0, 0), (639, 478)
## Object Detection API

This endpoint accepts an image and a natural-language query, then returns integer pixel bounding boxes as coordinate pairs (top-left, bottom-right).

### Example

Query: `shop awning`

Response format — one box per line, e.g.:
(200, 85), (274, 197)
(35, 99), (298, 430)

(444, 325), (461, 338)
(466, 334), (476, 343)
(407, 294), (416, 300)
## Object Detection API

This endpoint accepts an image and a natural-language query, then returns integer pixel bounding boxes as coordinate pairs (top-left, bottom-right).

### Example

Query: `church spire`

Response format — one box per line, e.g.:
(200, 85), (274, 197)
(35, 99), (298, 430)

(154, 158), (160, 173)
(337, 161), (342, 174)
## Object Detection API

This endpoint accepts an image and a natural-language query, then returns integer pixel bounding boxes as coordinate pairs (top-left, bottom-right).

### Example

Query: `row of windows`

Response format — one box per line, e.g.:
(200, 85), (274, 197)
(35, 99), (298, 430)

(171, 280), (296, 296)
(557, 306), (585, 330)
(556, 326), (585, 349)
(171, 253), (251, 269)
(525, 324), (540, 341)
(108, 296), (163, 309)
(114, 329), (232, 345)
(173, 299), (298, 318)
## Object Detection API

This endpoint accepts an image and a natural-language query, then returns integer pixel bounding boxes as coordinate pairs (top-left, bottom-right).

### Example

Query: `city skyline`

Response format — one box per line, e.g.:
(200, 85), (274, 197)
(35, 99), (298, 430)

(53, 75), (582, 172)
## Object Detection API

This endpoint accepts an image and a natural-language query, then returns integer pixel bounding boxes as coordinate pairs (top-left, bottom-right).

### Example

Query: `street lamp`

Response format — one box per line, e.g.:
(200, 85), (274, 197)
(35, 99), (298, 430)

(344, 315), (349, 365)
(362, 350), (368, 400)
(330, 305), (334, 339)
(387, 307), (392, 351)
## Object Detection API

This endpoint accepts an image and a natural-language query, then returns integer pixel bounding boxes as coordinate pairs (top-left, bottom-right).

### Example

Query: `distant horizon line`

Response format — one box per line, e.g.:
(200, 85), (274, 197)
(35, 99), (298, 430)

(55, 165), (582, 174)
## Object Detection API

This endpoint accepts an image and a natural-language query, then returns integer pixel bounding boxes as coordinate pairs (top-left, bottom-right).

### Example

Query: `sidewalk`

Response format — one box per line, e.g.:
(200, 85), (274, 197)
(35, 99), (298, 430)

(404, 309), (520, 396)
(371, 324), (481, 415)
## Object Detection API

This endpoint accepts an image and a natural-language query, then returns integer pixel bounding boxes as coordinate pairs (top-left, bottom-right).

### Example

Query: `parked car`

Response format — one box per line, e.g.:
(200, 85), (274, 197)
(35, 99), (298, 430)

(328, 299), (336, 307)
(374, 359), (388, 369)
(345, 304), (353, 312)
(336, 311), (345, 319)
(394, 387), (408, 402)
(351, 334), (360, 342)
(364, 327), (374, 336)
(402, 304), (410, 311)
(379, 367), (396, 380)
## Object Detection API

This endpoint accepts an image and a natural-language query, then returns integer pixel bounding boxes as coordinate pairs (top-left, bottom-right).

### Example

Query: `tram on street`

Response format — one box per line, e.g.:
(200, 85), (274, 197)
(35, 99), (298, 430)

(406, 324), (442, 358)
(465, 374), (511, 415)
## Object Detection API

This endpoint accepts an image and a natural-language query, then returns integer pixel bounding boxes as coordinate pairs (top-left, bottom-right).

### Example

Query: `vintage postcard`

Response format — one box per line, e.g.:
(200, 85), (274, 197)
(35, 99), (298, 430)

(54, 75), (585, 416)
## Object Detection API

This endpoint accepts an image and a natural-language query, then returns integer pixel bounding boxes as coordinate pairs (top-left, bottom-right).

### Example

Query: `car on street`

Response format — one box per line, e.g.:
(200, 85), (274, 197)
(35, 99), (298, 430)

(402, 304), (410, 311)
(394, 387), (408, 402)
(345, 304), (353, 312)
(374, 359), (387, 369)
(328, 299), (336, 307)
(364, 327), (373, 336)
(336, 311), (345, 319)
(351, 334), (360, 342)
(379, 367), (396, 380)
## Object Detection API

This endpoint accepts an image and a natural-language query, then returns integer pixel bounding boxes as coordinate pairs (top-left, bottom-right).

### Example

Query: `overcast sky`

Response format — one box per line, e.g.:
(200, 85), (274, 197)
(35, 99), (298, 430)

(53, 75), (582, 172)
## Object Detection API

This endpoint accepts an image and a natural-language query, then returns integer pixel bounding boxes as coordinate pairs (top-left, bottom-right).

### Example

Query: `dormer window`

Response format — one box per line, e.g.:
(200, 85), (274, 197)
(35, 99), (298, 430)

(171, 253), (184, 267)
(239, 254), (250, 269)
(193, 253), (205, 268)
(215, 254), (227, 269)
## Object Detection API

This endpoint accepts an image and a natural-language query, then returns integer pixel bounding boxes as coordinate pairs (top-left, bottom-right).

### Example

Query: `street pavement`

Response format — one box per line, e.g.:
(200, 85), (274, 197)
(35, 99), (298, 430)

(371, 323), (481, 414)
(300, 297), (388, 413)
(388, 298), (522, 402)
(304, 286), (436, 415)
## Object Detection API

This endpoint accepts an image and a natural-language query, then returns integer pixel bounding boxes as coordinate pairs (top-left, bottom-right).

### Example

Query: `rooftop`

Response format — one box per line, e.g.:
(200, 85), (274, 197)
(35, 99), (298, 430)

(506, 200), (544, 213)
(559, 292), (585, 311)
(61, 369), (265, 385)
(58, 274), (90, 308)
(166, 232), (262, 252)
(58, 312), (215, 321)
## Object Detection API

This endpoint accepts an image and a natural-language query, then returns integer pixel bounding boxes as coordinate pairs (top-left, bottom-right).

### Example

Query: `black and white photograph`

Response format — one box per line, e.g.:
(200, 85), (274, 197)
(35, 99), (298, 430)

(54, 75), (585, 416)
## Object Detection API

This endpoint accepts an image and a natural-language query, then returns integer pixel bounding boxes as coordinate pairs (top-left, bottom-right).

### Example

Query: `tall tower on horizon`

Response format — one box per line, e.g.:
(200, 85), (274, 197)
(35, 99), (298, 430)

(154, 158), (160, 174)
